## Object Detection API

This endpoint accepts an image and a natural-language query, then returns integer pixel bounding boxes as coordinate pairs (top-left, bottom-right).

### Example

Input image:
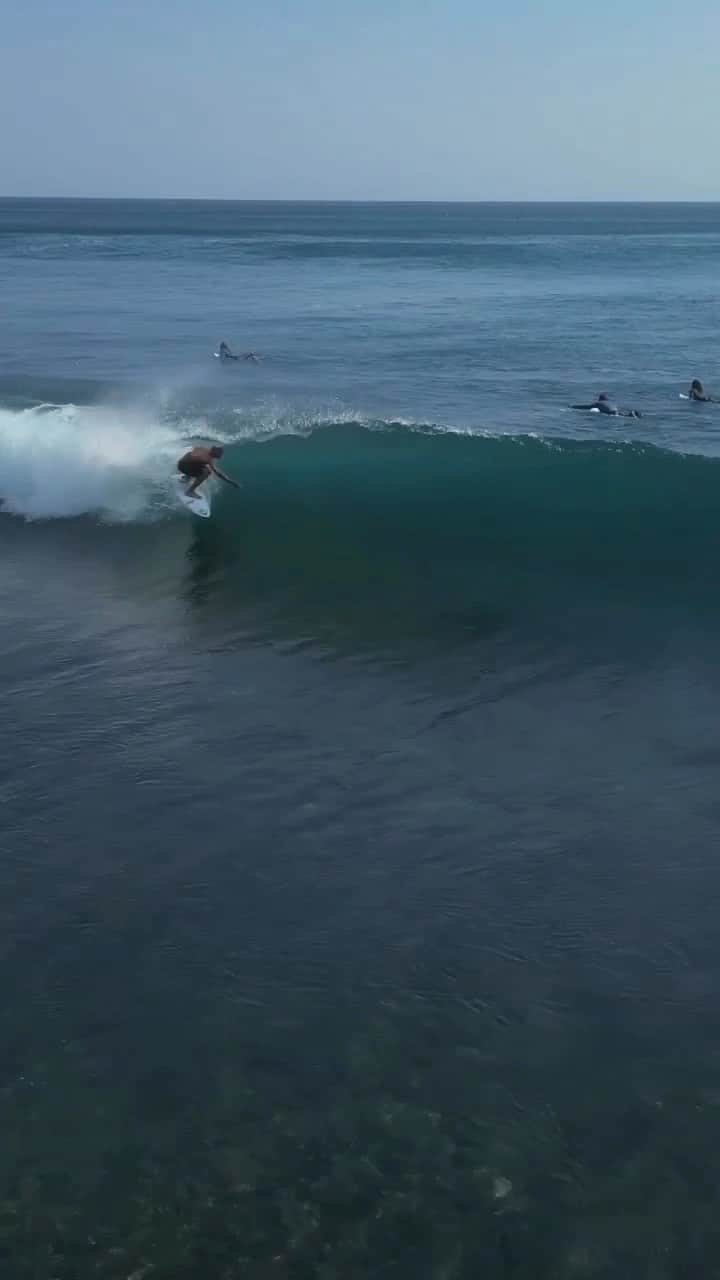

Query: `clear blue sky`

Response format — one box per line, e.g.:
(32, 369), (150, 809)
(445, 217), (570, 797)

(2, 0), (719, 200)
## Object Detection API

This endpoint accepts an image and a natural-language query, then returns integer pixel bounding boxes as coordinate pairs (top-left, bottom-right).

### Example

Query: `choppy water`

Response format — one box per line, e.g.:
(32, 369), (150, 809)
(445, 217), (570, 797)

(3, 200), (720, 1278)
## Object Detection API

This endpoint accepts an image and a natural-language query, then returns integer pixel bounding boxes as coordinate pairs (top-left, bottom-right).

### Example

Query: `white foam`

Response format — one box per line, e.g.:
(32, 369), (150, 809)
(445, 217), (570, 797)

(222, 401), (376, 441)
(0, 403), (186, 522)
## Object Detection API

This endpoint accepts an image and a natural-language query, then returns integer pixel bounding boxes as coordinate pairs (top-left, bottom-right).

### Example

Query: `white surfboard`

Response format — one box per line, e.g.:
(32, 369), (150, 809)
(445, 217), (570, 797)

(175, 475), (211, 519)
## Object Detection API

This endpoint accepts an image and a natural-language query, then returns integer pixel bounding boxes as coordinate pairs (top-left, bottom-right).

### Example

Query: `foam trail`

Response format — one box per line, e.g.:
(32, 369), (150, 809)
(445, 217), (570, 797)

(0, 403), (188, 521)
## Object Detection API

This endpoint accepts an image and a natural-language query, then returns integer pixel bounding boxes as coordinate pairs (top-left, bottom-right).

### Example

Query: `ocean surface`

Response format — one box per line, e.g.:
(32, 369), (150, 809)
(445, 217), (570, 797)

(3, 199), (720, 1278)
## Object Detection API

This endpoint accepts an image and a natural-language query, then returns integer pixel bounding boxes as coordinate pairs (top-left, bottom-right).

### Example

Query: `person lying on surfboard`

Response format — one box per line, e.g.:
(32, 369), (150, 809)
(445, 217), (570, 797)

(177, 445), (239, 498)
(217, 341), (259, 363)
(570, 392), (641, 419)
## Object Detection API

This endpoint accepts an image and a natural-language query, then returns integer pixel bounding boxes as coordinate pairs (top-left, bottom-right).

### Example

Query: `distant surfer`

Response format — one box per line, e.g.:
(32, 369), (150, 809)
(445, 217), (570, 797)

(177, 445), (239, 497)
(688, 378), (714, 402)
(571, 392), (641, 419)
(217, 341), (259, 363)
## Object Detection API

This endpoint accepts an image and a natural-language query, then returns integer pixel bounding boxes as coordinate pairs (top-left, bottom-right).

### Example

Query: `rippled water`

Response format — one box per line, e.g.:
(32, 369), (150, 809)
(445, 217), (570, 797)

(2, 201), (720, 1278)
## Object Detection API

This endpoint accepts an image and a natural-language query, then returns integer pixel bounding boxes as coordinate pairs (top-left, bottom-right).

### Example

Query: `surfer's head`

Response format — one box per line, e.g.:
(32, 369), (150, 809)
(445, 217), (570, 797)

(691, 379), (705, 394)
(597, 393), (609, 403)
(210, 445), (224, 458)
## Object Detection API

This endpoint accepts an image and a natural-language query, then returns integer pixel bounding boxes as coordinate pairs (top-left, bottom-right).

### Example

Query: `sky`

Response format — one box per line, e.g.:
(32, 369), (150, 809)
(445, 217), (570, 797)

(2, 0), (719, 201)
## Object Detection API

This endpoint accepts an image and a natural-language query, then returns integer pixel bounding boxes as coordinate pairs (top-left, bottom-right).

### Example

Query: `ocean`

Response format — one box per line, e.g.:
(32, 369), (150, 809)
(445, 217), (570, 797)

(2, 199), (720, 1278)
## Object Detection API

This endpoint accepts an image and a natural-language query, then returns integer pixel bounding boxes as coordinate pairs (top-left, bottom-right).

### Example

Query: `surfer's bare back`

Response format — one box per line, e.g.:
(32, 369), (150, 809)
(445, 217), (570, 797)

(177, 445), (239, 497)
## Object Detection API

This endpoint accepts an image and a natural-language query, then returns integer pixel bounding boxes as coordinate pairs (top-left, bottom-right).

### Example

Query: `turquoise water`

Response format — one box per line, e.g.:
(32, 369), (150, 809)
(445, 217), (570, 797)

(3, 201), (720, 1278)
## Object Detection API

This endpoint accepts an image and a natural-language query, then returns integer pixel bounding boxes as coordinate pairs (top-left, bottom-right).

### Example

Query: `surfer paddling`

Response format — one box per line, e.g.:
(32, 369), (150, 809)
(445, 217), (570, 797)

(177, 445), (239, 498)
(217, 341), (259, 363)
(571, 392), (641, 419)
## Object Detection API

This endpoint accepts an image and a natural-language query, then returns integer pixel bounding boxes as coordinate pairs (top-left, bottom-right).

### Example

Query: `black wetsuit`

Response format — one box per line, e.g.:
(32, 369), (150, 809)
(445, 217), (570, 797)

(571, 400), (641, 419)
(572, 400), (618, 415)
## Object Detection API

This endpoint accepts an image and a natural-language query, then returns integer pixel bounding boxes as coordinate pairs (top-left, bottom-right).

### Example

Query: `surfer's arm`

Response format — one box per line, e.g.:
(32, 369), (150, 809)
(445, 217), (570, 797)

(211, 465), (239, 488)
(571, 403), (593, 410)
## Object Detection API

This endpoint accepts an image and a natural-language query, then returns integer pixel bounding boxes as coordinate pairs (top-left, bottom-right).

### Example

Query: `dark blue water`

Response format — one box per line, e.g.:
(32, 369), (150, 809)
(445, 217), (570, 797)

(3, 201), (720, 1278)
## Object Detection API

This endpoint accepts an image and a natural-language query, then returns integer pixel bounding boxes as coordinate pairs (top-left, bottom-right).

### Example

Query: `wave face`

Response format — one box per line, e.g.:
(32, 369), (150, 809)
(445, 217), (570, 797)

(223, 425), (720, 636)
(4, 407), (719, 651)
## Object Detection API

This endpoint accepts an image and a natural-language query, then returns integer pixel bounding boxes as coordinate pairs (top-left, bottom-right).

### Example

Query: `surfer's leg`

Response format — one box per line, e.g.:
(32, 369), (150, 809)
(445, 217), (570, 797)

(186, 466), (211, 496)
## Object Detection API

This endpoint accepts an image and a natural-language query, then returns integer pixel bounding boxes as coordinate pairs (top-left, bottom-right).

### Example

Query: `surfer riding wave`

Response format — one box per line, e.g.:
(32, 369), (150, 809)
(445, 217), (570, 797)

(177, 445), (239, 497)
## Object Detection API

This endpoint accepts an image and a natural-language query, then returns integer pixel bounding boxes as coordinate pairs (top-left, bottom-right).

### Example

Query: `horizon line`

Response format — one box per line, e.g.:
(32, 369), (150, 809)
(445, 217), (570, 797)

(2, 196), (720, 206)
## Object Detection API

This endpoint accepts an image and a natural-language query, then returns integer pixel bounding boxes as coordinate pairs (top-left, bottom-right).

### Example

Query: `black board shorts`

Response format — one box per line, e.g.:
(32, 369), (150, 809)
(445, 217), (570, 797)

(178, 457), (207, 479)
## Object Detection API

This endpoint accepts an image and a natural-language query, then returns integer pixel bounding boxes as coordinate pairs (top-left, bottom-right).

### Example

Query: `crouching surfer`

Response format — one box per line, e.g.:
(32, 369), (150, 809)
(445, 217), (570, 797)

(177, 445), (239, 498)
